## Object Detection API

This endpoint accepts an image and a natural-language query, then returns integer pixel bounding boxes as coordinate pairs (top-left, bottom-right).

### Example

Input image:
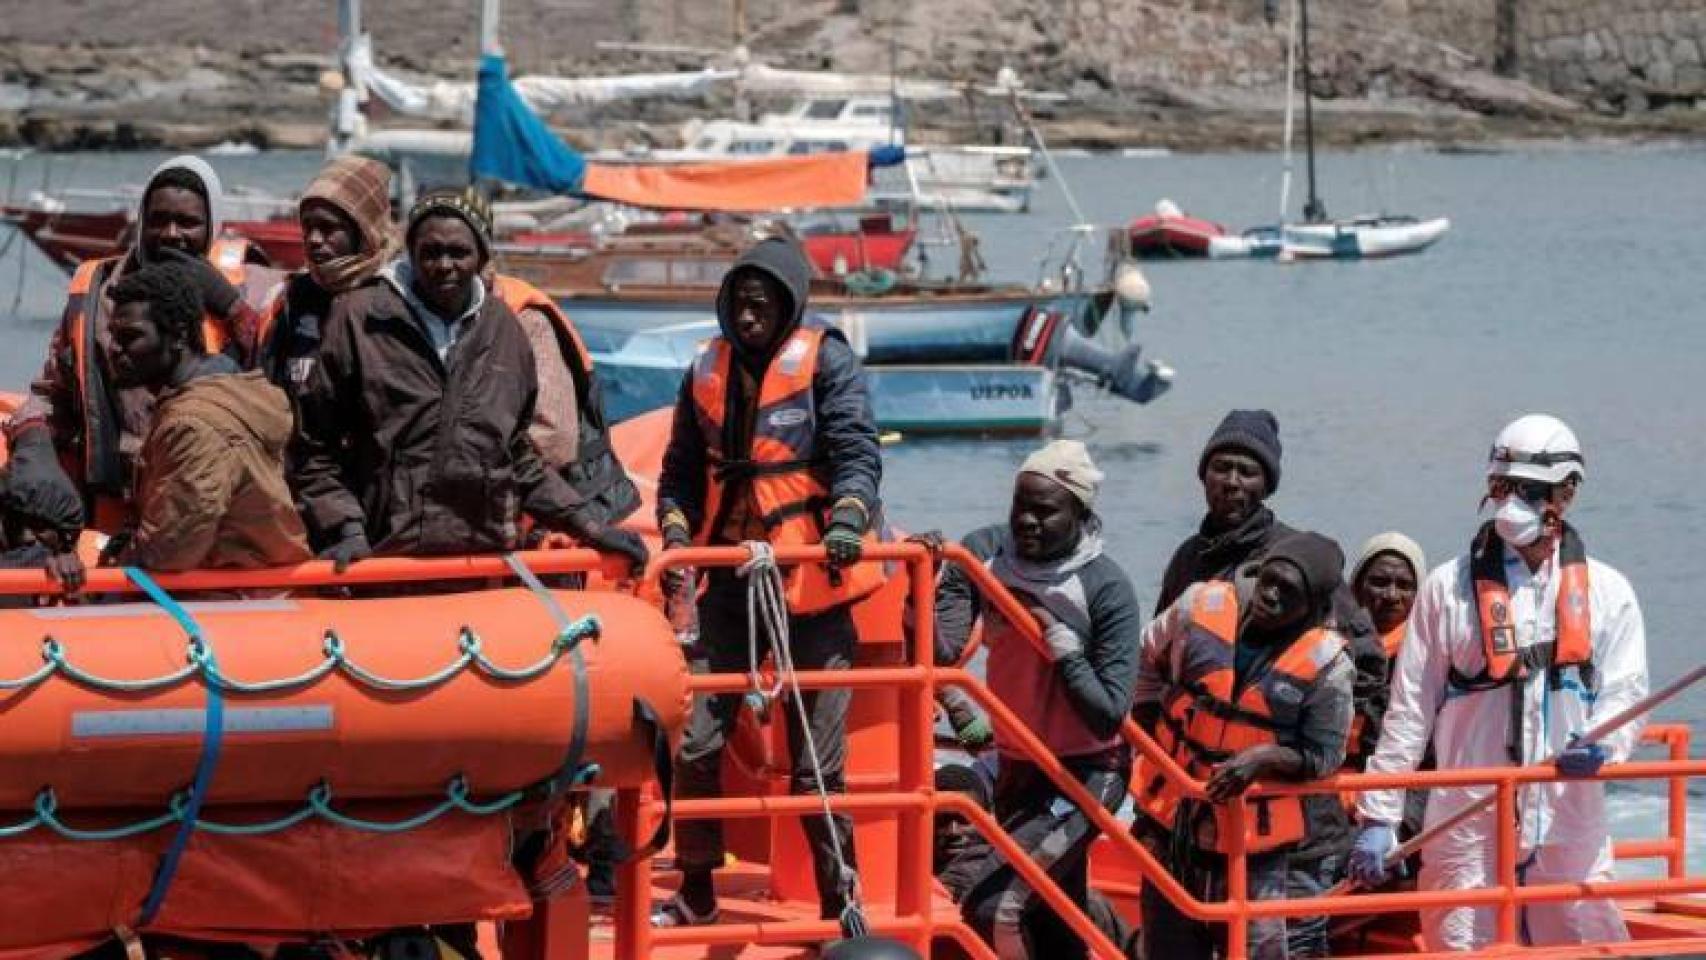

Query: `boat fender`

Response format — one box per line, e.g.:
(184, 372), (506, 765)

(843, 268), (897, 297)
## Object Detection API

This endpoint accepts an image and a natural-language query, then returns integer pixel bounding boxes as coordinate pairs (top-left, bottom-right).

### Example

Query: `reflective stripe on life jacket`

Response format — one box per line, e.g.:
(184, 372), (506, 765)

(490, 274), (640, 525)
(63, 239), (271, 522)
(689, 325), (883, 616)
(1137, 581), (1347, 855)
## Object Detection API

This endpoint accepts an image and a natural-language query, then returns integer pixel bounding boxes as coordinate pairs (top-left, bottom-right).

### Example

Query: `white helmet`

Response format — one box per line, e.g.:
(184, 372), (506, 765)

(1487, 414), (1585, 485)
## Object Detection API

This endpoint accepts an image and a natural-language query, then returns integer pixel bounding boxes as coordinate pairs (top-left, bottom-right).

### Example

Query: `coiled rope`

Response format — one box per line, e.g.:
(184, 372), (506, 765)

(738, 541), (869, 937)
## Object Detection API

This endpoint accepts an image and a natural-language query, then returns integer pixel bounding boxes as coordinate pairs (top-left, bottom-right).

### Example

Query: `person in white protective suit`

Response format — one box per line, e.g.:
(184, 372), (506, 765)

(1347, 414), (1649, 950)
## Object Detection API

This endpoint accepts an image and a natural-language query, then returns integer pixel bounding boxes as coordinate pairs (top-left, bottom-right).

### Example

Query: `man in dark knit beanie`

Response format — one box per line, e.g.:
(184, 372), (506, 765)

(1134, 530), (1355, 960)
(1155, 408), (1292, 615)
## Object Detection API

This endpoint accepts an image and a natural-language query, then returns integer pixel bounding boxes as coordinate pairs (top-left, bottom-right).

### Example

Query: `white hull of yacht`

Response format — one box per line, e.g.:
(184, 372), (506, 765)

(1280, 216), (1451, 259)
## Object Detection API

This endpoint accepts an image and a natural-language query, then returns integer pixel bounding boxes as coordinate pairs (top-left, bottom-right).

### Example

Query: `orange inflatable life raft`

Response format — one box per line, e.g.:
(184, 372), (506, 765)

(0, 586), (688, 808)
(0, 584), (687, 957)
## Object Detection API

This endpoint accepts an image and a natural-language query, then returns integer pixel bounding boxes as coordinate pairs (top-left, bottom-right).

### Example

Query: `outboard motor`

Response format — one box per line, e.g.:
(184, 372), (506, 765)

(1013, 305), (1174, 405)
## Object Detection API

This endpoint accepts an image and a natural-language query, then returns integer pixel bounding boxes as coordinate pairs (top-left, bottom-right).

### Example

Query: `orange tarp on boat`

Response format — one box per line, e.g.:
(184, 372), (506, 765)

(581, 152), (869, 212)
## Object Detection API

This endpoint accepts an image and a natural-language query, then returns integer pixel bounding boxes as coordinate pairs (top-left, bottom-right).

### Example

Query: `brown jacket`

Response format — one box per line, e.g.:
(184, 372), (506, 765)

(13, 252), (284, 508)
(126, 366), (310, 572)
(290, 272), (587, 556)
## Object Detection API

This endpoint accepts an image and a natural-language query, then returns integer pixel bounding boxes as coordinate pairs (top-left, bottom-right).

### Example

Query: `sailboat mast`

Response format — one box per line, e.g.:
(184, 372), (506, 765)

(1299, 0), (1326, 222)
(481, 0), (503, 56)
(329, 0), (367, 156)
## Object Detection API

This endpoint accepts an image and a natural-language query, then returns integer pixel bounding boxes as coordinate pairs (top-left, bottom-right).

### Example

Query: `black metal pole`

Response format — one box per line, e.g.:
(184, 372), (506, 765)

(1299, 0), (1327, 223)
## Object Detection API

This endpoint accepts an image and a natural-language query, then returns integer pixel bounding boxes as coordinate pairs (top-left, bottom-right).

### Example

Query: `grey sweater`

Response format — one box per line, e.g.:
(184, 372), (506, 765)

(936, 523), (1142, 761)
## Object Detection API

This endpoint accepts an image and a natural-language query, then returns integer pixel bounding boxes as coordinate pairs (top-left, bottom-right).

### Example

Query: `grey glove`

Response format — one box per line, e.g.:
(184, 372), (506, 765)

(318, 524), (372, 574)
(585, 524), (649, 575)
(158, 246), (242, 317)
(1044, 622), (1084, 660)
(823, 500), (868, 568)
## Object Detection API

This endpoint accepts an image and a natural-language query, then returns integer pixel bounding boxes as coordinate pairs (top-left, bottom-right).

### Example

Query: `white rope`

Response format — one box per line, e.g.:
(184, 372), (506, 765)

(737, 541), (863, 924)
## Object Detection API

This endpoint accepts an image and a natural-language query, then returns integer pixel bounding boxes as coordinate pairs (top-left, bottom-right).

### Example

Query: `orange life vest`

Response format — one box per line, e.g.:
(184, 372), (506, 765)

(689, 325), (883, 616)
(491, 274), (594, 378)
(1137, 581), (1347, 855)
(1446, 524), (1594, 764)
(1452, 523), (1593, 691)
(1379, 624), (1405, 660)
(1341, 625), (1404, 773)
(490, 274), (640, 524)
(64, 238), (272, 528)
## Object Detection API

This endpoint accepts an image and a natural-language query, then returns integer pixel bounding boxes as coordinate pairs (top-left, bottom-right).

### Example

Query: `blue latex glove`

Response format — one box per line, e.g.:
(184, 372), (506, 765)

(1556, 736), (1608, 778)
(1348, 822), (1398, 888)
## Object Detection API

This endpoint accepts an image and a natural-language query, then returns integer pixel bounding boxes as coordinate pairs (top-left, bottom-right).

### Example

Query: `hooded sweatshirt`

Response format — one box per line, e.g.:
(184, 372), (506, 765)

(125, 358), (310, 572)
(133, 155), (226, 266)
(13, 155), (285, 505)
(657, 237), (880, 543)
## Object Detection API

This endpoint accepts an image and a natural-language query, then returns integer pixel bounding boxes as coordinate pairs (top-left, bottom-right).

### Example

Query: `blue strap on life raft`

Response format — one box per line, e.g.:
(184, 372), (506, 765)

(126, 568), (225, 927)
(500, 554), (674, 858)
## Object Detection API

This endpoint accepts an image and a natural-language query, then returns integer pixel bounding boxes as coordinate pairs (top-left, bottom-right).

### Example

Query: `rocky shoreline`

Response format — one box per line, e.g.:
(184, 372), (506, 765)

(6, 1), (1706, 155)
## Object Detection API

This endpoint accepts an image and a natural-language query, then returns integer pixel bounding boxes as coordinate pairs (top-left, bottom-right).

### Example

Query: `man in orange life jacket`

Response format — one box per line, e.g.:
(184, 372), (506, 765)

(1134, 532), (1355, 960)
(655, 236), (882, 928)
(1351, 415), (1649, 951)
(6, 155), (284, 537)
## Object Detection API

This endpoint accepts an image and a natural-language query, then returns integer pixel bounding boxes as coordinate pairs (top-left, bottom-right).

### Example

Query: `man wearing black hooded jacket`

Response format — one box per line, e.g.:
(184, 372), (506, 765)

(656, 236), (881, 928)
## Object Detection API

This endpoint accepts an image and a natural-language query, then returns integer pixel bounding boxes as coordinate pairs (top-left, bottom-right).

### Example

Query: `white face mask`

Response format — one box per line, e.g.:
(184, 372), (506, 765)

(1493, 495), (1545, 547)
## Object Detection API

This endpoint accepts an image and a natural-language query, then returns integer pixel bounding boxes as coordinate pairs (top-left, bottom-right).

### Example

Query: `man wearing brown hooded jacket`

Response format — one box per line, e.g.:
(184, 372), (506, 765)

(100, 262), (309, 572)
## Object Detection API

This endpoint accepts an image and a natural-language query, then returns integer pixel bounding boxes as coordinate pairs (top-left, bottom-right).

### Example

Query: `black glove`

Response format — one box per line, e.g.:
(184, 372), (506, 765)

(1, 426), (84, 542)
(823, 500), (868, 568)
(157, 246), (243, 317)
(318, 525), (372, 574)
(582, 523), (650, 576)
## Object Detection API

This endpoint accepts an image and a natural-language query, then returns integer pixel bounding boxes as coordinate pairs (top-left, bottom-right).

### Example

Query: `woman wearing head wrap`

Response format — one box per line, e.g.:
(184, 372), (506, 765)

(928, 440), (1143, 960)
(289, 186), (646, 572)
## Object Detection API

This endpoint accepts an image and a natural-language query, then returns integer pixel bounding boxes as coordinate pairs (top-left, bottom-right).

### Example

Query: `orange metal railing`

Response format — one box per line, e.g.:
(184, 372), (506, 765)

(1, 545), (1702, 960)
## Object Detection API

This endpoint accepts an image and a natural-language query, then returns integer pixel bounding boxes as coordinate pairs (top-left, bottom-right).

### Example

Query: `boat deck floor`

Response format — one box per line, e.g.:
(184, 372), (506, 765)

(521, 861), (1706, 958)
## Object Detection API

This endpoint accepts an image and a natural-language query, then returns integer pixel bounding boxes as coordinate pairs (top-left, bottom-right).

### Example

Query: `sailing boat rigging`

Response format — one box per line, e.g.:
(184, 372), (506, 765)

(1178, 0), (1449, 259)
(1274, 0), (1451, 258)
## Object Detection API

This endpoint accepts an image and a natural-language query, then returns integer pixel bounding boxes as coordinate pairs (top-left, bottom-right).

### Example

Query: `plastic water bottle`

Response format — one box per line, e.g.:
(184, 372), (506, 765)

(668, 567), (699, 648)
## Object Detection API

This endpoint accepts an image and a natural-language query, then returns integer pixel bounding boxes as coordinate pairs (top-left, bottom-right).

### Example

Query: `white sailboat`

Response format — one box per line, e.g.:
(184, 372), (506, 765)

(1213, 0), (1450, 260)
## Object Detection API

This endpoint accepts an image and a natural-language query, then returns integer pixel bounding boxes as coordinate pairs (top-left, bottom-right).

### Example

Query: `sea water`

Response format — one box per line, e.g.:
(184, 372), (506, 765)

(3, 145), (1704, 869)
